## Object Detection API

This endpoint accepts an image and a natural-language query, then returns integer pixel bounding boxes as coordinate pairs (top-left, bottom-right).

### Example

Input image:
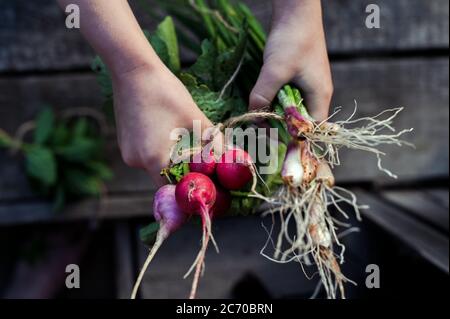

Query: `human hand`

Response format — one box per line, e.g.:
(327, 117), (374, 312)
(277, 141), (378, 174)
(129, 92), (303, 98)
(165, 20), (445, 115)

(249, 0), (333, 121)
(112, 63), (215, 186)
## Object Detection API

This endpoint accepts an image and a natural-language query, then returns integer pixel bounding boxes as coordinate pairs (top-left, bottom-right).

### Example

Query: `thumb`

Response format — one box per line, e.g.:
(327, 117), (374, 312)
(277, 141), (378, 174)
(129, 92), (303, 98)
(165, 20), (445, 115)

(293, 72), (333, 122)
(249, 63), (286, 111)
(296, 84), (333, 122)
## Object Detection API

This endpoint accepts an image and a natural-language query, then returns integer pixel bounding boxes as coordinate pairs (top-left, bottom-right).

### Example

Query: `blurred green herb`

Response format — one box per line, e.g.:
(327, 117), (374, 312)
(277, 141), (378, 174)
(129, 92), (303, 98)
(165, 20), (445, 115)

(0, 107), (113, 212)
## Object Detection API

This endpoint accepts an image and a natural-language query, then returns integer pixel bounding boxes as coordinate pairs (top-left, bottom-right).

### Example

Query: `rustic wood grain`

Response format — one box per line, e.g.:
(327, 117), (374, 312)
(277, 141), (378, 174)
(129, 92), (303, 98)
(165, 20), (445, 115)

(331, 57), (449, 183)
(0, 0), (448, 71)
(356, 190), (449, 273)
(0, 194), (153, 225)
(136, 216), (318, 298)
(382, 190), (449, 231)
(114, 222), (135, 299)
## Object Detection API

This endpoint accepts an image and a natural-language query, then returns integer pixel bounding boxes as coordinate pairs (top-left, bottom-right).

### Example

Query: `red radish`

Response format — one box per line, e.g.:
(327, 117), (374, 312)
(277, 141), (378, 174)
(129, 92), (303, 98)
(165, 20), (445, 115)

(131, 184), (187, 299)
(175, 172), (217, 299)
(216, 148), (253, 190)
(175, 172), (216, 214)
(188, 150), (216, 176)
(212, 185), (232, 217)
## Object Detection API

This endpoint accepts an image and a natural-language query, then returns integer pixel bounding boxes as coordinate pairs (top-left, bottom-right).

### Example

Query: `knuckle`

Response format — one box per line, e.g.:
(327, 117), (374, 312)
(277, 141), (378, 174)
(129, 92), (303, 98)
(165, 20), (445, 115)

(317, 79), (334, 102)
(323, 82), (334, 100)
(250, 91), (271, 108)
(263, 58), (290, 80)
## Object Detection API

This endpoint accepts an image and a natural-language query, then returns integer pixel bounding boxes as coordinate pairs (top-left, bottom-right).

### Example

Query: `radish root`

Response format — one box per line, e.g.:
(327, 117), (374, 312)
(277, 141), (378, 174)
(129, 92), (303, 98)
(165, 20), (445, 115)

(131, 228), (169, 299)
(306, 106), (414, 178)
(260, 170), (364, 298)
(184, 206), (215, 299)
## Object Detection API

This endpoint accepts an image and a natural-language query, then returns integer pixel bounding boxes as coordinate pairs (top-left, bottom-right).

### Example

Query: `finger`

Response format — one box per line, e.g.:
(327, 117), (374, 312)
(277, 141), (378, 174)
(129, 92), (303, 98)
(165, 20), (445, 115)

(249, 63), (286, 111)
(293, 77), (333, 122)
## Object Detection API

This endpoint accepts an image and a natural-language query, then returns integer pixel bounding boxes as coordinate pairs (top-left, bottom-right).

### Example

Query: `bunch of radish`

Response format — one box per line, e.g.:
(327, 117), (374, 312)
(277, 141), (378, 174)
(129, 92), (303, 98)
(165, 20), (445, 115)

(259, 84), (413, 298)
(131, 147), (253, 299)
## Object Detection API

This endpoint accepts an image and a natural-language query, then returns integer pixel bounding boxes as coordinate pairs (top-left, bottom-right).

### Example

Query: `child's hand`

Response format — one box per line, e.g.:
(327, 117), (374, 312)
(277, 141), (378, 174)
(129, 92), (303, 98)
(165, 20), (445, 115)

(112, 63), (214, 186)
(249, 0), (333, 121)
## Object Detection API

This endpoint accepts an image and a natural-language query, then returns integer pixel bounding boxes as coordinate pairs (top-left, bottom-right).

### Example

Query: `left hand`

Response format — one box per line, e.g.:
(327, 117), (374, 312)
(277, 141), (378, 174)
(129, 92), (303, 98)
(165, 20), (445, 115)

(249, 0), (333, 122)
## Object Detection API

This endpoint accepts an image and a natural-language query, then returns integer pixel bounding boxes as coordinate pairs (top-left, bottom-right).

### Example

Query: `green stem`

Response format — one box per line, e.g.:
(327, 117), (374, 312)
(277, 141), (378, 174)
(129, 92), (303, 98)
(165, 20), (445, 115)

(277, 85), (314, 121)
(230, 190), (251, 197)
(0, 128), (27, 151)
(194, 0), (217, 38)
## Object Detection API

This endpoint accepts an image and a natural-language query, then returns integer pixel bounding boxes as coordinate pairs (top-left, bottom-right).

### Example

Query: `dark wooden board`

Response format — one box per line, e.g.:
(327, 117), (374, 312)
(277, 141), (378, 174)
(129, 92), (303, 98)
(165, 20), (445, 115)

(331, 57), (449, 183)
(0, 193), (153, 226)
(382, 190), (449, 231)
(356, 190), (449, 273)
(114, 222), (135, 299)
(0, 0), (448, 72)
(136, 216), (319, 298)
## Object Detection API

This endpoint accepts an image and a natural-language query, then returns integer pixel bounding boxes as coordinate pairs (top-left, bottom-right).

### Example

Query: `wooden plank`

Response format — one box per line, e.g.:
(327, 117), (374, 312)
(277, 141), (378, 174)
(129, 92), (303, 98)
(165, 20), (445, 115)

(0, 194), (153, 226)
(0, 58), (447, 202)
(246, 0), (450, 52)
(321, 0), (449, 53)
(3, 231), (88, 298)
(114, 222), (135, 299)
(382, 190), (449, 231)
(0, 0), (448, 71)
(356, 190), (449, 273)
(136, 216), (318, 298)
(427, 189), (450, 208)
(0, 0), (161, 72)
(331, 57), (449, 183)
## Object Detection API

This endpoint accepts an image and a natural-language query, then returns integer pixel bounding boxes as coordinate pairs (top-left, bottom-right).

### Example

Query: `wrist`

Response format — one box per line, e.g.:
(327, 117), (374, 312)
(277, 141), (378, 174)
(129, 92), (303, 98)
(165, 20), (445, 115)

(272, 0), (320, 25)
(106, 42), (164, 82)
(111, 56), (166, 86)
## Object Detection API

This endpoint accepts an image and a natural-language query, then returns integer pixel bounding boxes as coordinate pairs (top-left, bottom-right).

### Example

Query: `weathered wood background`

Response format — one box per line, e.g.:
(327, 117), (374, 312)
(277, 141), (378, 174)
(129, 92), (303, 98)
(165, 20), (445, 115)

(0, 0), (448, 298)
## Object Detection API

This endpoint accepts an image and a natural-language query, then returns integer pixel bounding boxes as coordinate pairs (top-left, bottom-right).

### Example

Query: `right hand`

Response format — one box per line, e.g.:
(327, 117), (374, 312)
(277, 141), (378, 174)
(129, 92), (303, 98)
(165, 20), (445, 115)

(112, 62), (214, 186)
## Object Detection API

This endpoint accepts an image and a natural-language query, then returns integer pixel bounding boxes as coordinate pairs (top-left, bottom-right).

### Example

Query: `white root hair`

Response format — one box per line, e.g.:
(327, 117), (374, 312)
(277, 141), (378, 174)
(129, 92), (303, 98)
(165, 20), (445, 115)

(306, 104), (414, 178)
(259, 178), (364, 299)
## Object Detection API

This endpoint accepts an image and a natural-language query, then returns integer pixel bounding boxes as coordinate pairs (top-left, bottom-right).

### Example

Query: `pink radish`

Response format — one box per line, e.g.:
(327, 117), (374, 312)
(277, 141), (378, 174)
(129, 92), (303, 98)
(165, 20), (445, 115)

(216, 148), (253, 190)
(188, 150), (216, 176)
(212, 184), (232, 217)
(175, 172), (217, 299)
(131, 184), (187, 299)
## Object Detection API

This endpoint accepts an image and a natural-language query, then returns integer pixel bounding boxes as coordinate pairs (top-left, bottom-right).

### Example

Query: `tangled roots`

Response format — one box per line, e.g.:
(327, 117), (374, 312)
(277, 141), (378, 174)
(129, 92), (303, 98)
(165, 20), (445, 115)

(306, 106), (414, 178)
(260, 180), (363, 299)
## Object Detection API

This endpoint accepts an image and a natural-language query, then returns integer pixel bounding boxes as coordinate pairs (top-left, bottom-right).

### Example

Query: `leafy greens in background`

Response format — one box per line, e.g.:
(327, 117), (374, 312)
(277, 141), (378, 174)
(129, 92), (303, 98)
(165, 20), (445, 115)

(0, 107), (113, 211)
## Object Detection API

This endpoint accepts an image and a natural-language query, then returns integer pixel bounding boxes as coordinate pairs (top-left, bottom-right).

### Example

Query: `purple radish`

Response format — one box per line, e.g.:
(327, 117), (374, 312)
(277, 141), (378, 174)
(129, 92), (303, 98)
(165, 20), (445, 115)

(131, 184), (187, 299)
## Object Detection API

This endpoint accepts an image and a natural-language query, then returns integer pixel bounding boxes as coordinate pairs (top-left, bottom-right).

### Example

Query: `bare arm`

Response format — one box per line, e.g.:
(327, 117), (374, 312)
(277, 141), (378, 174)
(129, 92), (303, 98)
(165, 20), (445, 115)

(57, 0), (160, 76)
(58, 0), (213, 185)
